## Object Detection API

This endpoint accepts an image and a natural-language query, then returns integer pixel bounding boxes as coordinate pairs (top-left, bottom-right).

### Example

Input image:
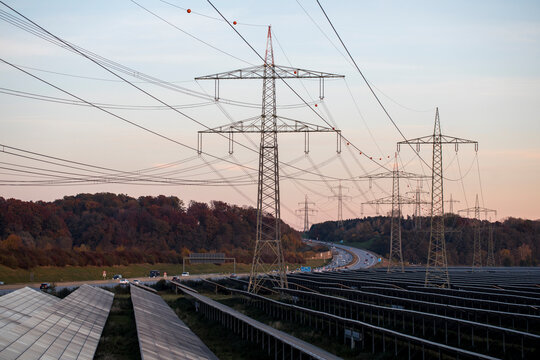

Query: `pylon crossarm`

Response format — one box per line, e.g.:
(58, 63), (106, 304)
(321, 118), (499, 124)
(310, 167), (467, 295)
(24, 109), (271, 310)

(458, 207), (497, 216)
(397, 135), (478, 152)
(363, 195), (418, 205)
(199, 116), (338, 134)
(360, 171), (428, 180)
(195, 64), (344, 80)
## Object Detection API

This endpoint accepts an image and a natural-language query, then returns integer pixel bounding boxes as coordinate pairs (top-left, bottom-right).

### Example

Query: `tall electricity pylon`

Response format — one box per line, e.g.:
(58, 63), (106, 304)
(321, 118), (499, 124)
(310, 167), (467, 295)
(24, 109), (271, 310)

(406, 180), (429, 229)
(398, 108), (478, 288)
(329, 180), (350, 229)
(296, 195), (316, 234)
(458, 194), (496, 270)
(361, 155), (428, 272)
(445, 194), (460, 214)
(196, 27), (343, 293)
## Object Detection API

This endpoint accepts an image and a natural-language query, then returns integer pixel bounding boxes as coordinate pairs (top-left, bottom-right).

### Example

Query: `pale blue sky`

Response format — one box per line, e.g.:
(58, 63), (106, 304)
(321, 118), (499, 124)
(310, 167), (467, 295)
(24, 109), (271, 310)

(1, 0), (539, 226)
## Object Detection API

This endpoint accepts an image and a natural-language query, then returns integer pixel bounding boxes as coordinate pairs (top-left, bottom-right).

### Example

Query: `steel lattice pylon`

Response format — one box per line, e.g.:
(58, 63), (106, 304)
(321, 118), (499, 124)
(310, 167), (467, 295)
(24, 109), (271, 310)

(406, 180), (429, 230)
(445, 194), (460, 214)
(398, 108), (478, 287)
(296, 195), (316, 234)
(196, 27), (343, 293)
(329, 181), (350, 229)
(361, 156), (427, 272)
(486, 223), (496, 267)
(458, 194), (496, 270)
(389, 162), (403, 272)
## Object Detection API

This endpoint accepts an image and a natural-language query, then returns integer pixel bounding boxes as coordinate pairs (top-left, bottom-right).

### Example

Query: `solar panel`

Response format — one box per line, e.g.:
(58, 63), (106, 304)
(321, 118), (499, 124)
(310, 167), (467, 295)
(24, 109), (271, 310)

(130, 285), (218, 360)
(0, 287), (59, 332)
(0, 284), (114, 360)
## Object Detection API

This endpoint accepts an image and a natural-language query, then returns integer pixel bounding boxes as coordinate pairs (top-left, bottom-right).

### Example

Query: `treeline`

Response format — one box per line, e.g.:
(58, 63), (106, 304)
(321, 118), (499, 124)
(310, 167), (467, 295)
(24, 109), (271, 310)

(308, 215), (539, 266)
(0, 193), (303, 269)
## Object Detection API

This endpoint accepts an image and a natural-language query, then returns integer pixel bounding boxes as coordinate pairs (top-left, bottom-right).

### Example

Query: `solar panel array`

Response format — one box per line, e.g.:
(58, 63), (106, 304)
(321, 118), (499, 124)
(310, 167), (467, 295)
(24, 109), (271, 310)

(178, 285), (343, 360)
(0, 284), (114, 360)
(130, 285), (218, 360)
(0, 287), (59, 332)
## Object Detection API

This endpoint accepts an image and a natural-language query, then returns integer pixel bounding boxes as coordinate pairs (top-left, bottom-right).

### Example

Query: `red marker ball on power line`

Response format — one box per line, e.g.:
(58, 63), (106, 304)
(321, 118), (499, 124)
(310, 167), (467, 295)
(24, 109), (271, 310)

(233, 21), (237, 25)
(315, 104), (318, 107)
(294, 71), (297, 74)
(347, 142), (350, 145)
(359, 152), (362, 155)
(187, 9), (191, 13)
(370, 157), (372, 160)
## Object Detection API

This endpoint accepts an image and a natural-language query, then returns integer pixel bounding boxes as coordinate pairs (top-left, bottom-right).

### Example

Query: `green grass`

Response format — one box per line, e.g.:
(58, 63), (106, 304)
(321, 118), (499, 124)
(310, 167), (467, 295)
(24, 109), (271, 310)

(94, 292), (141, 360)
(164, 294), (272, 360)
(0, 259), (327, 285)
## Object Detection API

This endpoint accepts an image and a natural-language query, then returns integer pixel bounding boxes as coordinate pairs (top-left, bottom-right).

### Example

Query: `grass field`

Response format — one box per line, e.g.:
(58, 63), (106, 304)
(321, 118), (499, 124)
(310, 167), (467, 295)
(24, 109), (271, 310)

(94, 290), (141, 360)
(0, 259), (328, 285)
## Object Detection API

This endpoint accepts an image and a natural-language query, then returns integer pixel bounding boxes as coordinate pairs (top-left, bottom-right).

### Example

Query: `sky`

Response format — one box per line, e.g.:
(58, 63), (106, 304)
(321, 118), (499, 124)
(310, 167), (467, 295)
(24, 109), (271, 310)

(0, 0), (539, 229)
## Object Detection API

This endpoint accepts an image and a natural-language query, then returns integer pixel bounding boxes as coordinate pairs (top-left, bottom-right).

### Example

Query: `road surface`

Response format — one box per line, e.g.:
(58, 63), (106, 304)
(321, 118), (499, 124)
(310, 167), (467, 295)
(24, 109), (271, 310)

(306, 239), (378, 270)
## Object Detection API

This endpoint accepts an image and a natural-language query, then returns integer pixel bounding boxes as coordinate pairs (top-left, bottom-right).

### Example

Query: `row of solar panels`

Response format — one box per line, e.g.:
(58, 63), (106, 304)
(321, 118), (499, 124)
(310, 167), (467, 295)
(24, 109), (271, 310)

(0, 284), (220, 360)
(0, 285), (113, 360)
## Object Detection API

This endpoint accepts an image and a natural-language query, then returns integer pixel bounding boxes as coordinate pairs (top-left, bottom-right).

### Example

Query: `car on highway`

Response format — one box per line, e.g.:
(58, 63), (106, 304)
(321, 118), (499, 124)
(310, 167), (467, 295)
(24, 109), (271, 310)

(0, 281), (4, 285)
(230, 273), (237, 278)
(39, 283), (50, 290)
(113, 274), (122, 280)
(119, 278), (129, 285)
(181, 272), (190, 277)
(149, 270), (160, 278)
(132, 279), (140, 285)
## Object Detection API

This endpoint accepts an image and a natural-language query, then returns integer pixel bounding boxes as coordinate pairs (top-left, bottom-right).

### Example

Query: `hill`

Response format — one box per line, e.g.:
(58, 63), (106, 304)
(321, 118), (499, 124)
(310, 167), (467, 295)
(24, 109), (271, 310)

(308, 215), (539, 266)
(0, 193), (304, 269)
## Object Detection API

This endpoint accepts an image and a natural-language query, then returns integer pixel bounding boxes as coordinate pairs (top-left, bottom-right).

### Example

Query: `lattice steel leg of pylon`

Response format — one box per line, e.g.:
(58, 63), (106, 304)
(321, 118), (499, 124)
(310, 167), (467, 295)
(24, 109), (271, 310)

(425, 110), (450, 288)
(472, 226), (483, 270)
(248, 31), (287, 293)
(388, 167), (404, 272)
(486, 225), (495, 267)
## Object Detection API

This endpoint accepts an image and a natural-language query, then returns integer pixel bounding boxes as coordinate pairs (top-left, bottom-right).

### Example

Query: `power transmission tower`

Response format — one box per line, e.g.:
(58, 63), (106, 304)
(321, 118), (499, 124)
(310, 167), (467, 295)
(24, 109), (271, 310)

(398, 108), (478, 288)
(361, 157), (428, 272)
(458, 194), (496, 270)
(329, 180), (351, 229)
(196, 27), (343, 294)
(406, 180), (429, 230)
(486, 220), (496, 267)
(445, 194), (460, 214)
(296, 195), (317, 234)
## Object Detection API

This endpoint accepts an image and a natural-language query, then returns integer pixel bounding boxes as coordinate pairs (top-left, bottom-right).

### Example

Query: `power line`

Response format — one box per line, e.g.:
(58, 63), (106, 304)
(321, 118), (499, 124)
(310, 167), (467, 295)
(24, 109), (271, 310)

(129, 0), (254, 65)
(205, 0), (391, 172)
(314, 0), (432, 171)
(0, 3), (344, 183)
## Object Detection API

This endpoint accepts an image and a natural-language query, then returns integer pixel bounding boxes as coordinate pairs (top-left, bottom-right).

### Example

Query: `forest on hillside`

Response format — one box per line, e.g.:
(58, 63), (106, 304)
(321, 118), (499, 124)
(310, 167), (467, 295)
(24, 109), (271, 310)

(308, 215), (539, 266)
(0, 193), (305, 269)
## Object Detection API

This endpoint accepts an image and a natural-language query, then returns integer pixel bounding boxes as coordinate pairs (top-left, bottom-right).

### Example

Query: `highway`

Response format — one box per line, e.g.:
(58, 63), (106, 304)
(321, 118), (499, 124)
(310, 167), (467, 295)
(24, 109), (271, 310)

(306, 239), (378, 270)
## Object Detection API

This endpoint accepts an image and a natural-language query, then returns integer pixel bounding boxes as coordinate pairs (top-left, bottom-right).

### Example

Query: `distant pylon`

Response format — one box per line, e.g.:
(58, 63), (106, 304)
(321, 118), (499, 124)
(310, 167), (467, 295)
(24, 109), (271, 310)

(389, 156), (403, 272)
(407, 180), (429, 230)
(445, 194), (460, 214)
(398, 108), (478, 288)
(458, 194), (496, 270)
(195, 27), (343, 294)
(296, 195), (316, 234)
(486, 220), (496, 267)
(329, 180), (350, 229)
(361, 156), (428, 272)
